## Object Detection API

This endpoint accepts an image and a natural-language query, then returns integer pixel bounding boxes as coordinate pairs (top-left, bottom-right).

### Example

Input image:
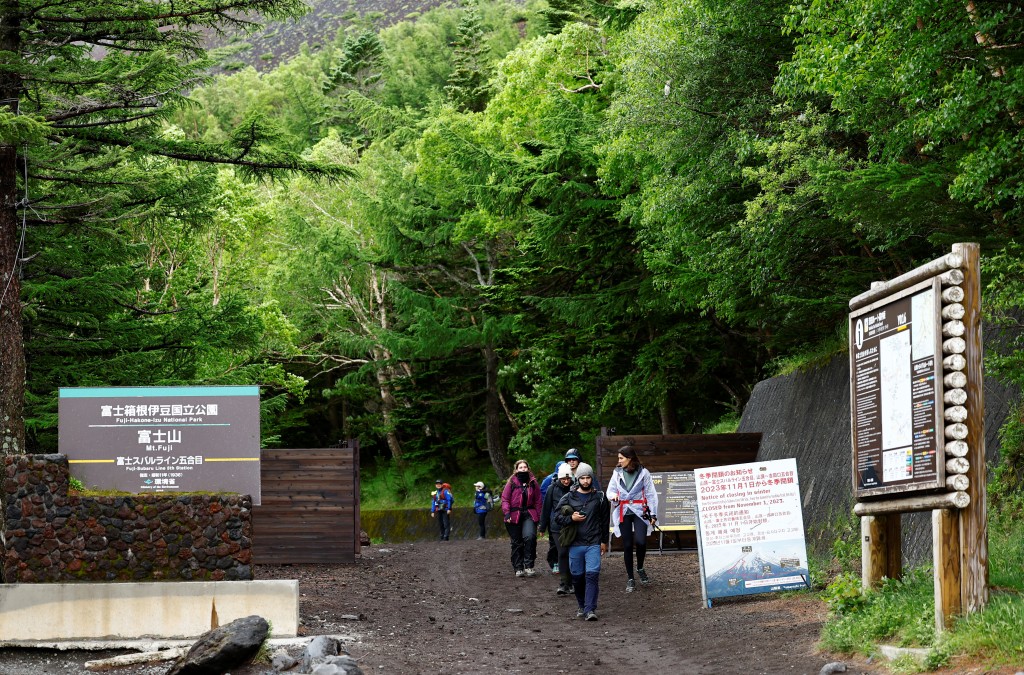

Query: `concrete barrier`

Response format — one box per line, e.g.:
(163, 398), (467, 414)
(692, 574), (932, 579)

(0, 579), (298, 642)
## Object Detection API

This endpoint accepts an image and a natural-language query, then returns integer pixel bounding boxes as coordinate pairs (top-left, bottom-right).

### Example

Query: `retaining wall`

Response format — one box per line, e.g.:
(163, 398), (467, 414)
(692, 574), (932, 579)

(2, 454), (252, 583)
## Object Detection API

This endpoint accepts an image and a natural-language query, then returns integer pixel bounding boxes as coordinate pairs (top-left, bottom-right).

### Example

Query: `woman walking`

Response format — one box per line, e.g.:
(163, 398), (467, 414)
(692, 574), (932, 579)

(500, 459), (543, 577)
(607, 446), (658, 592)
(473, 481), (493, 539)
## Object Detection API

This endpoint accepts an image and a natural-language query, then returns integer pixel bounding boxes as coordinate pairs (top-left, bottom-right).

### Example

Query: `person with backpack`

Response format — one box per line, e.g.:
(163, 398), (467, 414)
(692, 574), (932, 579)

(607, 446), (659, 592)
(554, 462), (610, 621)
(539, 460), (565, 573)
(472, 480), (493, 539)
(564, 447), (601, 491)
(539, 463), (575, 595)
(430, 479), (454, 541)
(500, 459), (543, 577)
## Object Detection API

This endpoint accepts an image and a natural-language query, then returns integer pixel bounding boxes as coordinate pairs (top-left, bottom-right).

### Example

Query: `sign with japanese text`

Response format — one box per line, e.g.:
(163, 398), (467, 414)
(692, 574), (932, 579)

(849, 277), (945, 498)
(58, 386), (261, 504)
(650, 471), (697, 531)
(694, 458), (809, 605)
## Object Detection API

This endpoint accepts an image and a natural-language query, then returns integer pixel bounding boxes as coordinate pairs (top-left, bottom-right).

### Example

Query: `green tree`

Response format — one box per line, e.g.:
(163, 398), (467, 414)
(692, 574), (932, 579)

(445, 4), (493, 112)
(0, 0), (347, 455)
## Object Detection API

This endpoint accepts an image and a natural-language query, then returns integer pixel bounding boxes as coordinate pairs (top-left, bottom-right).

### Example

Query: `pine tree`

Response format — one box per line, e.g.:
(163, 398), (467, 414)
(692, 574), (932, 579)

(444, 5), (492, 113)
(0, 0), (348, 455)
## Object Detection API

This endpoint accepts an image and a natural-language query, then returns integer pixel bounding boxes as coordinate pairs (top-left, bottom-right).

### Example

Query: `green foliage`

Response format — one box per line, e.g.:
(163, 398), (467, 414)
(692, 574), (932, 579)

(822, 571), (866, 617)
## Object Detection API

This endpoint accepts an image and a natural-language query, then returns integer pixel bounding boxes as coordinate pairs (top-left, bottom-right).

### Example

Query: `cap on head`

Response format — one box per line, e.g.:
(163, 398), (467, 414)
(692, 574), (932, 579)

(435, 479), (443, 484)
(473, 481), (484, 489)
(575, 462), (594, 479)
(557, 464), (573, 479)
(564, 448), (582, 461)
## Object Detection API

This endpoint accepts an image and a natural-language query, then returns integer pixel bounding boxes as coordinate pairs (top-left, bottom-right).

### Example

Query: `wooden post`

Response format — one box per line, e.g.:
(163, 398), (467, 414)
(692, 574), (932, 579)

(861, 514), (901, 590)
(933, 508), (961, 631)
(952, 242), (988, 613)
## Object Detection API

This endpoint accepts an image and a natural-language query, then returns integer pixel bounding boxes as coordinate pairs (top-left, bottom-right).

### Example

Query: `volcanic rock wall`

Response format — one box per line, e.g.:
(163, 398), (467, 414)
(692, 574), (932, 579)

(2, 454), (252, 582)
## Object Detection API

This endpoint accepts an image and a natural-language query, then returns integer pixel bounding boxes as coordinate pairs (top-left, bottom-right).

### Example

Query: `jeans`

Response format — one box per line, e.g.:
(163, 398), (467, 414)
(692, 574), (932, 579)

(476, 511), (488, 538)
(505, 516), (537, 571)
(569, 544), (602, 613)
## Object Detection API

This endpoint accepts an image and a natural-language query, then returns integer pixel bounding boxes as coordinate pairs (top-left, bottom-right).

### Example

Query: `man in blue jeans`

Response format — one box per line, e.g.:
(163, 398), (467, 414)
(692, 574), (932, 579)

(554, 463), (610, 621)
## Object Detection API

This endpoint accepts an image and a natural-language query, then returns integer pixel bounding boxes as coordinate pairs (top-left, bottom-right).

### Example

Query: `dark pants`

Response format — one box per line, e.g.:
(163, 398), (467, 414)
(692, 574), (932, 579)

(546, 534), (558, 569)
(476, 511), (487, 538)
(505, 517), (537, 571)
(621, 512), (647, 579)
(554, 533), (571, 587)
(436, 511), (451, 540)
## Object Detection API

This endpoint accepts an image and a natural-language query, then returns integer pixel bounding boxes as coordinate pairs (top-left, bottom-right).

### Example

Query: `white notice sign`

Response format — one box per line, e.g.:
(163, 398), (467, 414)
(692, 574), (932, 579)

(694, 458), (810, 606)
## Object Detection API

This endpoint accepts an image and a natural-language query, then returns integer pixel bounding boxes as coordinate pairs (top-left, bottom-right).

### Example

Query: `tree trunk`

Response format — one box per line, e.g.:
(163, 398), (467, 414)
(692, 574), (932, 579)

(659, 395), (680, 435)
(1, 9), (26, 456)
(483, 343), (509, 479)
(373, 346), (405, 467)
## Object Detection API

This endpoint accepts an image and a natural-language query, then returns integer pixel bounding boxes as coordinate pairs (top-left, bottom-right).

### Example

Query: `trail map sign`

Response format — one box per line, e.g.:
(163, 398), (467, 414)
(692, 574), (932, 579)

(59, 386), (261, 504)
(694, 458), (810, 606)
(849, 277), (944, 498)
(650, 471), (697, 531)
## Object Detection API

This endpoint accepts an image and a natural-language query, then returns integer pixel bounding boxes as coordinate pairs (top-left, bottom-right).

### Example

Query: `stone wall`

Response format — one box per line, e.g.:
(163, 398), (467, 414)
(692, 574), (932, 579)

(1, 454), (253, 583)
(739, 353), (1020, 565)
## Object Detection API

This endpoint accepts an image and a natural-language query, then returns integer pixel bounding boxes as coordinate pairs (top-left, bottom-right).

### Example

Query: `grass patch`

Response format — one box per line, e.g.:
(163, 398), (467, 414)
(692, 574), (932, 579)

(820, 513), (1024, 671)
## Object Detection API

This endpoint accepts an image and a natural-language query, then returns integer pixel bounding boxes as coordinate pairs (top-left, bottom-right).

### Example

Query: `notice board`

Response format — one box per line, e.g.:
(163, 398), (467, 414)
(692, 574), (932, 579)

(849, 277), (945, 498)
(59, 386), (261, 504)
(694, 458), (810, 606)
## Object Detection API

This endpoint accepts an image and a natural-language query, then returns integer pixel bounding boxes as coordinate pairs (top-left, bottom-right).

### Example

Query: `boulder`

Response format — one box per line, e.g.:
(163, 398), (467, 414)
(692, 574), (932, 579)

(165, 615), (269, 675)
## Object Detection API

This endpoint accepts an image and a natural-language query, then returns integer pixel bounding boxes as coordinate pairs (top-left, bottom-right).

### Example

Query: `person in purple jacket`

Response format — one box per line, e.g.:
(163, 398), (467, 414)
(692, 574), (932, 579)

(500, 458), (543, 578)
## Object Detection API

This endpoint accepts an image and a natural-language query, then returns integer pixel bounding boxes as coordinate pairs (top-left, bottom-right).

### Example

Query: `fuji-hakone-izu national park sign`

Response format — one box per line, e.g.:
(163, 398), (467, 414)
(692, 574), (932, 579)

(58, 386), (261, 504)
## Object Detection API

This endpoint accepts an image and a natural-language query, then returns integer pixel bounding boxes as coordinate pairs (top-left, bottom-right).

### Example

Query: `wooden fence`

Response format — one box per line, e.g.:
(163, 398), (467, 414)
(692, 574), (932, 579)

(252, 443), (360, 564)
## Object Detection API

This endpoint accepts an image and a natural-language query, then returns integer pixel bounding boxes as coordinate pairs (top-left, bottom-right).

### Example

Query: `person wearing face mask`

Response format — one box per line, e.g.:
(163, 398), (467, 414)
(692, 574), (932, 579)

(500, 459), (543, 577)
(607, 446), (658, 592)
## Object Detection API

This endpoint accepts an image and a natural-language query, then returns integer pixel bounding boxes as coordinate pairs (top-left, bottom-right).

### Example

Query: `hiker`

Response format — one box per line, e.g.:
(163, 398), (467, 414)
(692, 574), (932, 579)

(539, 460), (565, 573)
(500, 459), (543, 578)
(554, 462), (610, 621)
(607, 446), (658, 592)
(430, 479), (454, 541)
(564, 448), (601, 490)
(473, 481), (493, 539)
(539, 462), (575, 595)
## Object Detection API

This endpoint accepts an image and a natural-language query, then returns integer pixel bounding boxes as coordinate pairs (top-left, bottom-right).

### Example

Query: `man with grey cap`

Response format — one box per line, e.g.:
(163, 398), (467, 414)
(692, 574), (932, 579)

(554, 462), (610, 621)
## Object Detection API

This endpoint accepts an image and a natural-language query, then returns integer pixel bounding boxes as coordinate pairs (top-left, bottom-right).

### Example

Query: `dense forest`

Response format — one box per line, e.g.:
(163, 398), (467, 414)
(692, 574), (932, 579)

(3, 0), (1024, 495)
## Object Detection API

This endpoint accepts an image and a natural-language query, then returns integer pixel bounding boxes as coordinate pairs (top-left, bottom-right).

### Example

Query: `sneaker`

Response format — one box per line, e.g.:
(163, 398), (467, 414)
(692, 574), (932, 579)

(515, 569), (525, 578)
(575, 607), (585, 619)
(585, 611), (598, 621)
(551, 563), (560, 574)
(625, 578), (636, 593)
(637, 568), (650, 585)
(524, 568), (536, 577)
(556, 584), (570, 596)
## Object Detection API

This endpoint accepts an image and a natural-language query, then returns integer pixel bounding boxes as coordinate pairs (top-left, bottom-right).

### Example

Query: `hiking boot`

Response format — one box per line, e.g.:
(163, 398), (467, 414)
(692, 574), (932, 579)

(551, 563), (560, 574)
(524, 568), (536, 577)
(515, 569), (525, 578)
(575, 607), (585, 619)
(556, 584), (571, 596)
(585, 611), (598, 621)
(625, 578), (636, 593)
(637, 568), (650, 585)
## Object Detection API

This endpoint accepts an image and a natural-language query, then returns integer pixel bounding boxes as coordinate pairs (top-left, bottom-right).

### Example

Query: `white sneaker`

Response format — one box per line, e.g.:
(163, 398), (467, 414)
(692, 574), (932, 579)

(515, 569), (525, 577)
(524, 568), (536, 577)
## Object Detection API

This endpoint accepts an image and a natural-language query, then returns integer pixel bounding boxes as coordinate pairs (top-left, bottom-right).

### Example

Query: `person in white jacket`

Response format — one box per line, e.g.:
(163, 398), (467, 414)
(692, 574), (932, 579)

(606, 446), (658, 593)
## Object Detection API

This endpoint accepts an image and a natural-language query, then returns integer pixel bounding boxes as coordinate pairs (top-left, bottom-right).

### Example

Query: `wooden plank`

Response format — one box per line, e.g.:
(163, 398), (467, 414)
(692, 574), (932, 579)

(934, 508), (961, 632)
(953, 243), (988, 614)
(861, 514), (899, 591)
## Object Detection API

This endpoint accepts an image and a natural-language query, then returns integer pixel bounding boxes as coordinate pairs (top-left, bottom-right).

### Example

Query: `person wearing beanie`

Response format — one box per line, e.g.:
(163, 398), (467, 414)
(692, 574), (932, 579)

(500, 459), (543, 577)
(554, 462), (610, 621)
(564, 448), (601, 491)
(607, 446), (658, 592)
(539, 460), (566, 573)
(472, 480), (494, 539)
(539, 463), (575, 595)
